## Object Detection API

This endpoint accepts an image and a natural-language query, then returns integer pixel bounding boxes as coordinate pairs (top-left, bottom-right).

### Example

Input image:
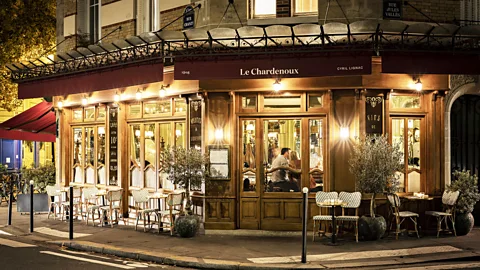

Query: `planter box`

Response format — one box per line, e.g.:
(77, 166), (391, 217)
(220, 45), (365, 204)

(16, 193), (49, 213)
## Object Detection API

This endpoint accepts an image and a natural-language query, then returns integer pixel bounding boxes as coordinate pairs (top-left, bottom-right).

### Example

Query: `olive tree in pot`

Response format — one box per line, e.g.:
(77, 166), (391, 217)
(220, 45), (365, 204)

(447, 170), (480, 236)
(349, 135), (403, 240)
(160, 146), (209, 238)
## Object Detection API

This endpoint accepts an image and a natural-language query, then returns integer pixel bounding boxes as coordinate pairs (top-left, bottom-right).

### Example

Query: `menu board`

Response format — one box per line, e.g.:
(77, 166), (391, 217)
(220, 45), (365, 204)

(108, 106), (118, 185)
(209, 145), (230, 180)
(365, 96), (384, 135)
(190, 99), (202, 150)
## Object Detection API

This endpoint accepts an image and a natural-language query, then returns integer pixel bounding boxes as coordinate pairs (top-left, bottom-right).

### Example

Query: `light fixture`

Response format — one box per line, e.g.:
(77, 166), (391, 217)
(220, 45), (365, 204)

(136, 89), (143, 100)
(57, 100), (63, 109)
(81, 95), (88, 106)
(159, 88), (166, 98)
(273, 78), (282, 92)
(215, 129), (224, 140)
(114, 92), (120, 102)
(340, 127), (350, 140)
(414, 78), (423, 91)
(175, 129), (182, 137)
(246, 122), (255, 131)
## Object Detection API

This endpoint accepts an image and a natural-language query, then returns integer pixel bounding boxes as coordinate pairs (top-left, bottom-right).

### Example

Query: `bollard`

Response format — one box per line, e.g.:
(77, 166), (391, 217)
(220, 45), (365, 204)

(69, 186), (73, 240)
(301, 187), (309, 264)
(7, 191), (13, 225)
(30, 180), (34, 233)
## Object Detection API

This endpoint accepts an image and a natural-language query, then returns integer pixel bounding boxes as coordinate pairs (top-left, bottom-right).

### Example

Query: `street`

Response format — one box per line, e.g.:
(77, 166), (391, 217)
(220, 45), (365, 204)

(0, 235), (188, 270)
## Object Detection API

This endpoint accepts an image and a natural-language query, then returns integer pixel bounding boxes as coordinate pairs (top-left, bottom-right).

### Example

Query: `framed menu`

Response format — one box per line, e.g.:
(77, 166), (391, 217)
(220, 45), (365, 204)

(108, 106), (118, 186)
(208, 145), (230, 180)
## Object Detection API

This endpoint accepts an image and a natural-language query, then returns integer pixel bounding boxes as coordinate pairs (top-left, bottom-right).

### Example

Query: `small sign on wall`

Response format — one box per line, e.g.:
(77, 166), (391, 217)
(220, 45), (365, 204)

(183, 5), (195, 29)
(108, 106), (118, 186)
(365, 96), (384, 135)
(383, 0), (403, 20)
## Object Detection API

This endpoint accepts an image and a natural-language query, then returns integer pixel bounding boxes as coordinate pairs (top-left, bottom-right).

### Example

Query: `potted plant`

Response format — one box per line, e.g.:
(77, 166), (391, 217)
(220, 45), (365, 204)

(349, 134), (403, 240)
(447, 170), (480, 236)
(160, 146), (209, 237)
(21, 162), (56, 193)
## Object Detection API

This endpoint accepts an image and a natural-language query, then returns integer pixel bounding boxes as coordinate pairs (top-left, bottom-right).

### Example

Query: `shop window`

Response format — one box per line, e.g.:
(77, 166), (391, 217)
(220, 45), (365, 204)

(309, 119), (324, 192)
(264, 95), (302, 110)
(308, 94), (323, 109)
(391, 95), (421, 109)
(174, 98), (187, 115)
(144, 100), (171, 116)
(97, 106), (106, 120)
(97, 126), (106, 185)
(72, 125), (105, 185)
(252, 0), (276, 18)
(73, 109), (83, 121)
(137, 0), (160, 34)
(130, 124), (142, 187)
(242, 96), (257, 110)
(128, 104), (142, 118)
(242, 120), (256, 192)
(175, 122), (186, 148)
(84, 107), (95, 121)
(264, 119), (301, 193)
(293, 0), (318, 16)
(72, 106), (105, 122)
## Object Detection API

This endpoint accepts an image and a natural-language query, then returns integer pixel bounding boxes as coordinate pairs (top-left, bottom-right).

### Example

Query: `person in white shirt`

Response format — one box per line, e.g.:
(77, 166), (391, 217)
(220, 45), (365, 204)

(271, 148), (290, 183)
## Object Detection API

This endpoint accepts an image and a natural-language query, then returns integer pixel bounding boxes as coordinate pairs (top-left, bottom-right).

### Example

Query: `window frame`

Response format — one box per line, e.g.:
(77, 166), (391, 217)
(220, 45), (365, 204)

(251, 0), (276, 19)
(292, 0), (319, 17)
(89, 0), (101, 44)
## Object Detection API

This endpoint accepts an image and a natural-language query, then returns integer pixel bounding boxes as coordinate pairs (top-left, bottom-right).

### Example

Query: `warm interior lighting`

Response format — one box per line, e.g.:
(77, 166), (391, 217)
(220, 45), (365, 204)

(57, 100), (63, 109)
(246, 122), (255, 131)
(136, 89), (143, 100)
(273, 79), (282, 92)
(81, 96), (88, 106)
(159, 89), (166, 98)
(98, 127), (105, 135)
(175, 129), (182, 137)
(340, 127), (349, 140)
(114, 92), (120, 102)
(415, 78), (423, 91)
(215, 129), (224, 140)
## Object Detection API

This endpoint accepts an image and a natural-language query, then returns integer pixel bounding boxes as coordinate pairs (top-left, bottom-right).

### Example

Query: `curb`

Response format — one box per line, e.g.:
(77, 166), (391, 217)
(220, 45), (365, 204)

(49, 241), (325, 270)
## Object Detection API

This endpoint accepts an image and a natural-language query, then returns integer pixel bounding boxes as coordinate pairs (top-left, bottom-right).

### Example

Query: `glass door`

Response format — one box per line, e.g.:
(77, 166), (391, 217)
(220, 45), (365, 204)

(391, 118), (424, 193)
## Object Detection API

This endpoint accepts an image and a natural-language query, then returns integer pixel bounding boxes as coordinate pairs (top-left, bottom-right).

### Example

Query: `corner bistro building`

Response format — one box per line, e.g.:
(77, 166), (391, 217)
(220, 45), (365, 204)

(10, 21), (480, 230)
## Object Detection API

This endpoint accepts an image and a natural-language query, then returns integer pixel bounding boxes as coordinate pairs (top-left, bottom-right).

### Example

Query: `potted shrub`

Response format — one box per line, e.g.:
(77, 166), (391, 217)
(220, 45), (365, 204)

(17, 163), (56, 213)
(160, 146), (209, 237)
(447, 170), (480, 236)
(349, 134), (403, 240)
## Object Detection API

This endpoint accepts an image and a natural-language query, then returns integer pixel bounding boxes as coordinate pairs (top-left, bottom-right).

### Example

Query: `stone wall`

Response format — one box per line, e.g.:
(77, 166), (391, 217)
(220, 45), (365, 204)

(277, 0), (291, 17)
(101, 20), (136, 44)
(160, 5), (187, 31)
(402, 0), (460, 23)
(64, 0), (76, 16)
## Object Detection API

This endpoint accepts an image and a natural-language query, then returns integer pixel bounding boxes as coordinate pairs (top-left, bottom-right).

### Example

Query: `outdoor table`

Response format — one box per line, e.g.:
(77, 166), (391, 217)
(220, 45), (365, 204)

(403, 194), (434, 231)
(148, 192), (168, 231)
(317, 200), (348, 245)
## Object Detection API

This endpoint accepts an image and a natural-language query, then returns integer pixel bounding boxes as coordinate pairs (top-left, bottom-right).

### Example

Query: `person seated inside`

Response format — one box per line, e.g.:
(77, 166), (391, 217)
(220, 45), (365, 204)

(269, 147), (300, 192)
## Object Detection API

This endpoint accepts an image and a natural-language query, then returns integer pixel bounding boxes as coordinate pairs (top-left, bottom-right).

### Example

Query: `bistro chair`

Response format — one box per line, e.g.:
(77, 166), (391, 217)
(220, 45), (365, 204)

(425, 190), (460, 237)
(336, 191), (362, 242)
(46, 185), (62, 220)
(132, 189), (159, 232)
(158, 192), (184, 235)
(387, 193), (420, 240)
(83, 187), (101, 226)
(61, 187), (82, 221)
(312, 191), (338, 242)
(100, 189), (124, 227)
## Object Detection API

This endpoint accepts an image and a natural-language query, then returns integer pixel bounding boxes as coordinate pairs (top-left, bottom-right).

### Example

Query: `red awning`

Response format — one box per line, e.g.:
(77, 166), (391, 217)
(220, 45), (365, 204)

(18, 62), (164, 99)
(0, 101), (56, 142)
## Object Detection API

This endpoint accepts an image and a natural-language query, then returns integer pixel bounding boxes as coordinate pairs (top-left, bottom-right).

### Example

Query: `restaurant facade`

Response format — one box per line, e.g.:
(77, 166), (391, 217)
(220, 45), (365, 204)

(8, 0), (480, 229)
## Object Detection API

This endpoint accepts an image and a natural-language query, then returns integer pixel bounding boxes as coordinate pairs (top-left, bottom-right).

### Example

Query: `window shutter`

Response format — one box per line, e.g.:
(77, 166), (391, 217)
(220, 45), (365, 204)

(77, 0), (89, 43)
(137, 0), (146, 34)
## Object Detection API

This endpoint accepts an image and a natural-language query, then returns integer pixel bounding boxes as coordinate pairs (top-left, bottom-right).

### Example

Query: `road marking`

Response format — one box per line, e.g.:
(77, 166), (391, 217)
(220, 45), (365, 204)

(247, 245), (463, 264)
(62, 249), (116, 260)
(40, 251), (135, 269)
(35, 227), (91, 238)
(386, 262), (480, 270)
(0, 230), (12, 236)
(0, 238), (36, 248)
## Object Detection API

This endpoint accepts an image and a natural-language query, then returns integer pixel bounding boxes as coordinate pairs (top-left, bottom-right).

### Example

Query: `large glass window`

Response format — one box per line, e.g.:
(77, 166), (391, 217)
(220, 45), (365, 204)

(72, 125), (105, 185)
(294, 0), (318, 15)
(392, 118), (423, 193)
(253, 0), (276, 18)
(129, 122), (183, 189)
(264, 119), (301, 193)
(89, 0), (100, 43)
(242, 120), (256, 192)
(309, 119), (324, 192)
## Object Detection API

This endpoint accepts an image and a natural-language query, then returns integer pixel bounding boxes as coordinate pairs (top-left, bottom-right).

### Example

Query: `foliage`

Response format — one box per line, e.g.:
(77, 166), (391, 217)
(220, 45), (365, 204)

(0, 0), (56, 111)
(160, 146), (210, 215)
(21, 163), (56, 193)
(349, 134), (403, 216)
(447, 170), (480, 214)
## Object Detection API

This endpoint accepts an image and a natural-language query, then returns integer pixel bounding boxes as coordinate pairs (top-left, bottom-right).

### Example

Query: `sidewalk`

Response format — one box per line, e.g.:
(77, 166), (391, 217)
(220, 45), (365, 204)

(1, 205), (479, 269)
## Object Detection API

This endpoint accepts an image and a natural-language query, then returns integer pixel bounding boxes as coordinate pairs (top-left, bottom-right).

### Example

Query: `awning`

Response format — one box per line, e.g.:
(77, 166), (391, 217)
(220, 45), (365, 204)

(0, 101), (56, 142)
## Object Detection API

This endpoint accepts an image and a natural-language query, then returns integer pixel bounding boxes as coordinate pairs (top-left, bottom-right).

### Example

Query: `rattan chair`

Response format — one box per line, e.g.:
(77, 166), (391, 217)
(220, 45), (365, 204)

(426, 191), (460, 237)
(83, 187), (101, 226)
(336, 191), (362, 242)
(312, 191), (338, 241)
(61, 187), (82, 221)
(46, 185), (62, 220)
(158, 192), (184, 235)
(132, 189), (159, 232)
(99, 189), (124, 227)
(387, 193), (420, 240)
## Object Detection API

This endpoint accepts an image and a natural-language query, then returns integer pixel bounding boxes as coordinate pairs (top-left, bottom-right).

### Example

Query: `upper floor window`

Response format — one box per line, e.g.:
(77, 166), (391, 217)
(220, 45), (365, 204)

(137, 0), (160, 34)
(253, 0), (276, 18)
(89, 0), (101, 43)
(293, 0), (318, 16)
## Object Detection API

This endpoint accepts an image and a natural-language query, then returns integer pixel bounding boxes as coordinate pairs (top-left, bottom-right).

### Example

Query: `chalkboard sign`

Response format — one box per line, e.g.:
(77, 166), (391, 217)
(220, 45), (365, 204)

(17, 193), (49, 213)
(365, 96), (384, 135)
(383, 0), (402, 20)
(183, 5), (195, 29)
(190, 99), (202, 150)
(109, 106), (118, 186)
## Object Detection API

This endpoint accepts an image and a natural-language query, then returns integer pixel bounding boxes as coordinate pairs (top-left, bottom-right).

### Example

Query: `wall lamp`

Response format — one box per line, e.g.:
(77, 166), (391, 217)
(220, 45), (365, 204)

(135, 89), (143, 100)
(57, 100), (64, 110)
(81, 95), (89, 106)
(414, 78), (423, 91)
(273, 78), (282, 92)
(114, 91), (121, 103)
(159, 84), (170, 98)
(340, 127), (350, 140)
(215, 128), (224, 140)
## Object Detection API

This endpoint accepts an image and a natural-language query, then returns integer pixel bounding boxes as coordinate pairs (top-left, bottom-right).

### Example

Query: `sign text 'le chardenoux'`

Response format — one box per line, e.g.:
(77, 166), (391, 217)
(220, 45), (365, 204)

(240, 67), (299, 76)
